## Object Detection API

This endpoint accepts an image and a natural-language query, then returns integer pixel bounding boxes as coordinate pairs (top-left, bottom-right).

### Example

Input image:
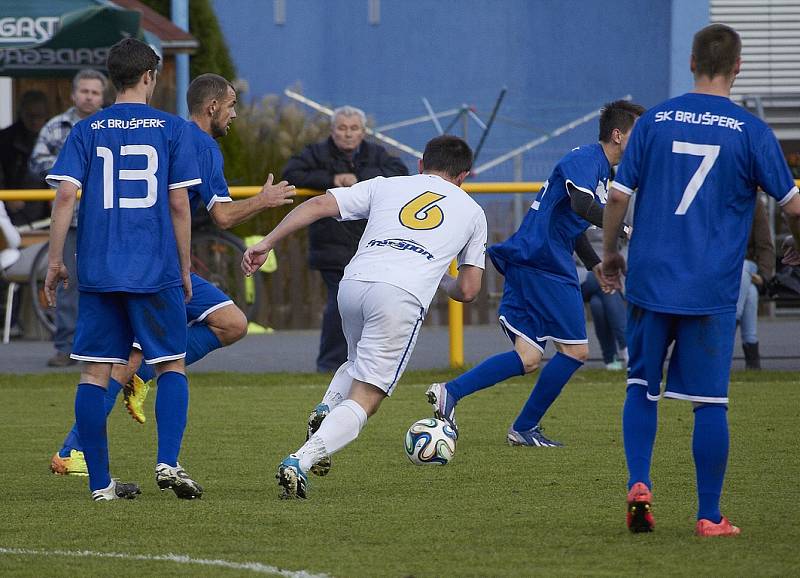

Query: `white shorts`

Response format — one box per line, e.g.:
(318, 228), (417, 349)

(338, 279), (425, 395)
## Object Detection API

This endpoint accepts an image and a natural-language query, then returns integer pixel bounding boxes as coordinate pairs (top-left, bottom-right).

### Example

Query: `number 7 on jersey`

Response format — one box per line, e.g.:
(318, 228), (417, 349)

(672, 141), (720, 215)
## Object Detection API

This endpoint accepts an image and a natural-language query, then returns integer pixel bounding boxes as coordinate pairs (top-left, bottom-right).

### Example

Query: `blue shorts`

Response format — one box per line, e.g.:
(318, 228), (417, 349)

(626, 303), (736, 404)
(131, 273), (233, 352)
(186, 273), (234, 325)
(497, 265), (587, 353)
(72, 286), (188, 365)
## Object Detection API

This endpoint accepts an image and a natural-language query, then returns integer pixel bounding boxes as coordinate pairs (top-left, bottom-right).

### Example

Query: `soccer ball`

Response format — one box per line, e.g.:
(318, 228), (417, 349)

(404, 418), (457, 466)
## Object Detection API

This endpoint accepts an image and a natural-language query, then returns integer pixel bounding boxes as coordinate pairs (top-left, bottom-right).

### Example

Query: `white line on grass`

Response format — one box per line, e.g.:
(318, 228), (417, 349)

(0, 547), (330, 577)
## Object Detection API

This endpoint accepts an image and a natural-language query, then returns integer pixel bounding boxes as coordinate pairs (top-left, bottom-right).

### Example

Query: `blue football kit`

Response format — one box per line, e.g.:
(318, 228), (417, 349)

(48, 102), (202, 493)
(489, 142), (612, 350)
(47, 103), (201, 365)
(613, 92), (798, 403)
(183, 122), (235, 325)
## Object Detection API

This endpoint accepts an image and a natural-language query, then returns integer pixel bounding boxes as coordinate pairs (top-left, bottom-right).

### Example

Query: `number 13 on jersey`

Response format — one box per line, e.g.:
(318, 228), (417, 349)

(96, 145), (159, 209)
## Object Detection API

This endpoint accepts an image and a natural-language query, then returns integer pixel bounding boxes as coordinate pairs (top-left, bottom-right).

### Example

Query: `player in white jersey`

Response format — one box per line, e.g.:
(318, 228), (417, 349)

(242, 135), (487, 499)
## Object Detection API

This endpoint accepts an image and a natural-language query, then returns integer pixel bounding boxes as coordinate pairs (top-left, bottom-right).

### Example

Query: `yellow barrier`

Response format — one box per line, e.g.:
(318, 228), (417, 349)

(0, 182), (546, 201)
(7, 179), (800, 368)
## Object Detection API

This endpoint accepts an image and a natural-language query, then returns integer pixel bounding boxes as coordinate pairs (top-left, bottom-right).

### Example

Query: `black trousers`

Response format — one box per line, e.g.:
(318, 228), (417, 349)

(316, 268), (348, 372)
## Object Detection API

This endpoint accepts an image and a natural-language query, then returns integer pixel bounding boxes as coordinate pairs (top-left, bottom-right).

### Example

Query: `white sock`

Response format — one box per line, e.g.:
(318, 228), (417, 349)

(619, 347), (628, 362)
(296, 399), (367, 472)
(321, 361), (354, 409)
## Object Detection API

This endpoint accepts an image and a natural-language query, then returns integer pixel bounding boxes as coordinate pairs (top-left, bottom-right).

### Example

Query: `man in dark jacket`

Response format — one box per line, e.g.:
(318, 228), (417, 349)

(282, 105), (408, 371)
(0, 90), (50, 225)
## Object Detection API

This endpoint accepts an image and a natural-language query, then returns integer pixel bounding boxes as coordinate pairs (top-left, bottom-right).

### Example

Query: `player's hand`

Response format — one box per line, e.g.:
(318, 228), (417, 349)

(592, 263), (615, 294)
(242, 241), (271, 276)
(782, 237), (800, 266)
(260, 173), (296, 208)
(182, 271), (192, 303)
(333, 173), (358, 187)
(751, 273), (764, 286)
(44, 264), (69, 307)
(601, 252), (626, 292)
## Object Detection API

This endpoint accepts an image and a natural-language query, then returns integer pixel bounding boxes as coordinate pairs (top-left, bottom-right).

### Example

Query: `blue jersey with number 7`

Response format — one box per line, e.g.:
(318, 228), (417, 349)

(47, 103), (201, 293)
(613, 92), (798, 315)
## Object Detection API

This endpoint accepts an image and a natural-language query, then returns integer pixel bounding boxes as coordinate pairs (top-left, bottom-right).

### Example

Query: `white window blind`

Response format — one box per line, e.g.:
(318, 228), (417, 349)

(711, 0), (800, 95)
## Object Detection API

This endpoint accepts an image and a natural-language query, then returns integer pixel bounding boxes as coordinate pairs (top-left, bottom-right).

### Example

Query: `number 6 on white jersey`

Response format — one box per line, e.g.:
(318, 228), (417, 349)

(672, 141), (720, 215)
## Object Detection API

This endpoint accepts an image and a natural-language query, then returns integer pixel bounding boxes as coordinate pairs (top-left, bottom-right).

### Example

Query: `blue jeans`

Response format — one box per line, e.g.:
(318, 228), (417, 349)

(582, 271), (626, 364)
(736, 259), (758, 344)
(54, 228), (78, 354)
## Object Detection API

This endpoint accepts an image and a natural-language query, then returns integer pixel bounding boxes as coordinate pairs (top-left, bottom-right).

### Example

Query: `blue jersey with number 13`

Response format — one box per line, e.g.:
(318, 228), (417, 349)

(47, 103), (201, 293)
(613, 92), (798, 315)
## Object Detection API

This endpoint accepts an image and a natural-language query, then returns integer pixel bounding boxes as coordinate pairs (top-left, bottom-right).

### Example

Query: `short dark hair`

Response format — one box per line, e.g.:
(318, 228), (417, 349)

(692, 24), (741, 79)
(187, 73), (235, 115)
(19, 90), (47, 111)
(422, 135), (473, 178)
(107, 38), (160, 91)
(598, 100), (645, 142)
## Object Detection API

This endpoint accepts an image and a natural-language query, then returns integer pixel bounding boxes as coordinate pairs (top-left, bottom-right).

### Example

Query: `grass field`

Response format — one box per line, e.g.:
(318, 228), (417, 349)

(1, 369), (798, 577)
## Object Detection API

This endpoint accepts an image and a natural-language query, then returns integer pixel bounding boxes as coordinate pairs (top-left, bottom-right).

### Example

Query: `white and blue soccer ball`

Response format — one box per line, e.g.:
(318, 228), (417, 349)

(404, 418), (457, 466)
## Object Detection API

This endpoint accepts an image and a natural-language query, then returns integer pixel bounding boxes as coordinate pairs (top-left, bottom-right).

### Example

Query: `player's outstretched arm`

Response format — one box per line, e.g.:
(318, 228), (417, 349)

(601, 187), (631, 291)
(242, 192), (341, 276)
(210, 174), (296, 230)
(44, 180), (78, 306)
(169, 187), (193, 303)
(439, 265), (483, 303)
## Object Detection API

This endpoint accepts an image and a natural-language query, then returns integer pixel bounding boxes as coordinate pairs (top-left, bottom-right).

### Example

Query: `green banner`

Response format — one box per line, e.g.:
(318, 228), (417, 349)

(0, 4), (143, 77)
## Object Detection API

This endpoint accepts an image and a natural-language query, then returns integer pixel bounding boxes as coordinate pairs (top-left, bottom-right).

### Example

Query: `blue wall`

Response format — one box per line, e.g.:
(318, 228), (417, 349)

(211, 0), (706, 180)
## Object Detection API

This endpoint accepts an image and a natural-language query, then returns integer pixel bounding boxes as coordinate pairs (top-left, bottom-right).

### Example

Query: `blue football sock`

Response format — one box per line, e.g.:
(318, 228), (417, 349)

(445, 350), (525, 402)
(137, 361), (156, 382)
(74, 383), (111, 491)
(512, 352), (582, 432)
(623, 384), (658, 490)
(155, 371), (189, 466)
(186, 324), (222, 365)
(59, 378), (123, 456)
(693, 404), (728, 523)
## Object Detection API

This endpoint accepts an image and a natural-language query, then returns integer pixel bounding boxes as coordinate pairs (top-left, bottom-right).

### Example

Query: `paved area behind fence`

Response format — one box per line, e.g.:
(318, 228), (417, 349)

(0, 319), (797, 375)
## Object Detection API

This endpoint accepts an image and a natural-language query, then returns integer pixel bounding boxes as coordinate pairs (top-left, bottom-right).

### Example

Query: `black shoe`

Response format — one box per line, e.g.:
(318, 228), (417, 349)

(155, 463), (204, 499)
(47, 351), (77, 367)
(742, 342), (761, 370)
(91, 479), (141, 501)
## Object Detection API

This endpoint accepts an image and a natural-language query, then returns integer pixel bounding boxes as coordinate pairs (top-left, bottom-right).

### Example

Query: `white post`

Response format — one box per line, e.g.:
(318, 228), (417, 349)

(0, 77), (13, 128)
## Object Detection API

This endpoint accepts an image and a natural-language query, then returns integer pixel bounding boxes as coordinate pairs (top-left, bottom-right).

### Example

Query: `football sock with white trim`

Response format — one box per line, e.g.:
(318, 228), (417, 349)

(59, 378), (123, 457)
(512, 352), (582, 431)
(321, 361), (354, 409)
(297, 399), (367, 472)
(693, 404), (728, 523)
(445, 350), (525, 402)
(74, 383), (111, 491)
(155, 371), (189, 467)
(623, 383), (657, 490)
(186, 324), (222, 365)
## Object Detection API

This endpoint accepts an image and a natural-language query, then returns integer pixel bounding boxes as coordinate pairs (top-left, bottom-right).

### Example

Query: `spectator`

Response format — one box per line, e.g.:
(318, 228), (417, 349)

(282, 105), (408, 372)
(580, 227), (627, 369)
(737, 195), (774, 369)
(0, 90), (50, 225)
(30, 69), (107, 367)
